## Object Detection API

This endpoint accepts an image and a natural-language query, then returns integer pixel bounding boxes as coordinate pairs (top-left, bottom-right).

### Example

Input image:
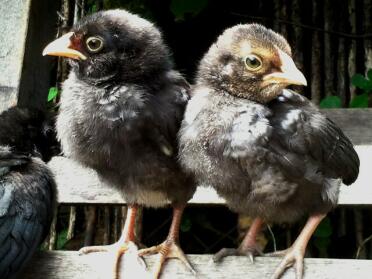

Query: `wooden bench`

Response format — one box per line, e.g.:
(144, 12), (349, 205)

(20, 108), (372, 278)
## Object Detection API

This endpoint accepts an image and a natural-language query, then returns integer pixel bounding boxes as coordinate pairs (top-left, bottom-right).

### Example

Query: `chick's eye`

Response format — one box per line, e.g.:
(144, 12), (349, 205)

(86, 36), (104, 53)
(244, 55), (262, 71)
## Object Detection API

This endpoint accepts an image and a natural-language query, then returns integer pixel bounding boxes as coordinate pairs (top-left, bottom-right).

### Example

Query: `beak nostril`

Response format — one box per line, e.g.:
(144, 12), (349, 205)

(42, 32), (87, 60)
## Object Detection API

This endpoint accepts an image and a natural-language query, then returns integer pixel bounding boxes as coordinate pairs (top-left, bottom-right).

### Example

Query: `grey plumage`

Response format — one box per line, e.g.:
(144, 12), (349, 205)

(179, 23), (359, 226)
(0, 107), (56, 279)
(55, 10), (195, 207)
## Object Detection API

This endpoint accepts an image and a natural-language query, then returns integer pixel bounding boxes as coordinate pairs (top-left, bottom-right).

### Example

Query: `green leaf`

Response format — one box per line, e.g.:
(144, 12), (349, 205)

(350, 93), (369, 108)
(170, 0), (208, 21)
(314, 237), (331, 257)
(351, 74), (372, 91)
(56, 229), (69, 250)
(319, 96), (342, 108)
(313, 217), (332, 238)
(367, 69), (372, 82)
(47, 87), (58, 102)
(180, 216), (192, 232)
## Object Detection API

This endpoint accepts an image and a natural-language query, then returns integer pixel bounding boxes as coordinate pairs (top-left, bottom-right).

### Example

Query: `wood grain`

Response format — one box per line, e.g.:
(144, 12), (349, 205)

(322, 109), (372, 145)
(21, 251), (372, 279)
(48, 109), (372, 205)
(49, 145), (372, 206)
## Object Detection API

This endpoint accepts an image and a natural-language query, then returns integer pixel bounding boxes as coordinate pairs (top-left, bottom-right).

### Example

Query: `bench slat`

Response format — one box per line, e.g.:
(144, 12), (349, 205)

(322, 109), (372, 146)
(21, 251), (372, 279)
(49, 145), (372, 205)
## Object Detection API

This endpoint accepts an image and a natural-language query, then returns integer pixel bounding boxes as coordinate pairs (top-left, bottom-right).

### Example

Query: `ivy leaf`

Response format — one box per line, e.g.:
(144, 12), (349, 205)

(367, 68), (372, 82)
(47, 87), (58, 102)
(319, 96), (342, 108)
(313, 217), (332, 238)
(180, 216), (192, 232)
(350, 93), (369, 108)
(351, 74), (372, 91)
(56, 229), (69, 250)
(314, 237), (331, 257)
(170, 0), (208, 21)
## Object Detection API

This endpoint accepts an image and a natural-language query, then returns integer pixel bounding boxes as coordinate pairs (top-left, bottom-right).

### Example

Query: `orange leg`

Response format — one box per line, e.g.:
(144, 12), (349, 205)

(139, 204), (195, 279)
(267, 214), (326, 279)
(79, 205), (143, 279)
(214, 217), (264, 263)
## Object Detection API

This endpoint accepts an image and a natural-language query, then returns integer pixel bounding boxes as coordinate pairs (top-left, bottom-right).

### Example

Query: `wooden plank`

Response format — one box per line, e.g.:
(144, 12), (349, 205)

(49, 145), (372, 205)
(17, 0), (60, 109)
(322, 109), (372, 146)
(21, 251), (372, 279)
(0, 0), (58, 112)
(0, 0), (31, 112)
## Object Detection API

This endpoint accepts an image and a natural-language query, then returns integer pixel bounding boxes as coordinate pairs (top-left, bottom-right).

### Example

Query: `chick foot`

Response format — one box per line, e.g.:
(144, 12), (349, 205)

(139, 204), (195, 279)
(79, 241), (145, 278)
(213, 217), (264, 263)
(79, 205), (142, 279)
(267, 214), (326, 279)
(139, 239), (195, 278)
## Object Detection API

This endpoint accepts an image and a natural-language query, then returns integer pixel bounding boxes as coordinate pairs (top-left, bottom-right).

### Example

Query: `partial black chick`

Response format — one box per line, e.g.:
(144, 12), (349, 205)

(179, 24), (359, 279)
(0, 107), (56, 279)
(42, 9), (195, 278)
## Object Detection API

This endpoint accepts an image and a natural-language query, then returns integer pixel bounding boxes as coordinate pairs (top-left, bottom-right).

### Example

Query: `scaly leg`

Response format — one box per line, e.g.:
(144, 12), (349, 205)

(267, 214), (326, 279)
(214, 217), (264, 263)
(79, 205), (143, 279)
(138, 204), (195, 279)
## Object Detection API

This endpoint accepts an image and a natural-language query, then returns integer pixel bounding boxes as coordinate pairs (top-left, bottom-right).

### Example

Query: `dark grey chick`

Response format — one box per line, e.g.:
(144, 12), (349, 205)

(179, 24), (359, 279)
(43, 9), (195, 279)
(0, 107), (56, 279)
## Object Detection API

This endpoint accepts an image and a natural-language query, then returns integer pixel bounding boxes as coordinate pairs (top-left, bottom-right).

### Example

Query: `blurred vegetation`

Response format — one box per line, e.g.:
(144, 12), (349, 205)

(320, 69), (372, 108)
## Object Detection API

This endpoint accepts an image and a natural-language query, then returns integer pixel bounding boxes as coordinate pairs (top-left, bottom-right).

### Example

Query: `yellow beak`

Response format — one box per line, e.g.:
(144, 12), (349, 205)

(42, 32), (87, 60)
(263, 49), (307, 86)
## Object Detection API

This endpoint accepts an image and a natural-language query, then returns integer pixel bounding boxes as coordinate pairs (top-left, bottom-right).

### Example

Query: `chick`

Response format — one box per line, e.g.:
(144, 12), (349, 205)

(0, 107), (56, 279)
(179, 24), (359, 279)
(43, 9), (195, 278)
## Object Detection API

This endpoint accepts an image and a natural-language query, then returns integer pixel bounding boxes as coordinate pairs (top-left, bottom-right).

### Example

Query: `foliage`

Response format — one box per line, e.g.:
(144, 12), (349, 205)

(57, 229), (69, 250)
(180, 213), (192, 232)
(47, 87), (59, 102)
(320, 69), (372, 108)
(319, 96), (342, 108)
(351, 69), (372, 92)
(313, 217), (332, 257)
(170, 0), (208, 21)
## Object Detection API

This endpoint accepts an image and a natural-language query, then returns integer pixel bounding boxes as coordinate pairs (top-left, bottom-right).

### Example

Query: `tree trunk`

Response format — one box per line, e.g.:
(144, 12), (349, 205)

(48, 208), (58, 250)
(84, 206), (97, 246)
(311, 0), (323, 104)
(364, 0), (372, 72)
(103, 206), (111, 245)
(336, 1), (349, 106)
(348, 0), (357, 102)
(66, 206), (76, 241)
(273, 0), (281, 32)
(323, 0), (336, 97)
(280, 0), (288, 38)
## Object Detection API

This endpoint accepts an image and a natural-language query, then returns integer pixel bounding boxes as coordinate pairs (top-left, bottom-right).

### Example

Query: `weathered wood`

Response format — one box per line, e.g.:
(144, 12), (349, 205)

(21, 251), (372, 279)
(322, 109), (372, 145)
(17, 0), (59, 109)
(0, 0), (58, 111)
(0, 0), (31, 112)
(49, 144), (372, 205)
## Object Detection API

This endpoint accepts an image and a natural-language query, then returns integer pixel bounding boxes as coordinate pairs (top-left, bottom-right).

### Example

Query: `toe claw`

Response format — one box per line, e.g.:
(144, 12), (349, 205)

(213, 248), (237, 262)
(248, 253), (254, 264)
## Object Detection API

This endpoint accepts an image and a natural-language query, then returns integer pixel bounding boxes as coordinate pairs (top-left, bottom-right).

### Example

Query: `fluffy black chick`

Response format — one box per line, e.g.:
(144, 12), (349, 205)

(179, 24), (359, 279)
(43, 9), (195, 278)
(0, 107), (56, 279)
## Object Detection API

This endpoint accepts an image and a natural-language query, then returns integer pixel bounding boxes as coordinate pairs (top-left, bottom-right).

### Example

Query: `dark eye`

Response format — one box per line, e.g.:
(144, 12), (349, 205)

(86, 36), (104, 53)
(244, 54), (263, 71)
